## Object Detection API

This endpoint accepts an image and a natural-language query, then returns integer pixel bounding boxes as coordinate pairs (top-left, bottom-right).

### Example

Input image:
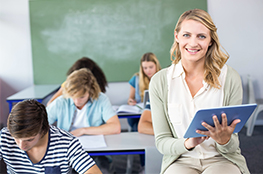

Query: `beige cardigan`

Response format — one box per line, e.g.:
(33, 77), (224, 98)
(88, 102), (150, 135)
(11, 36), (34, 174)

(149, 65), (249, 174)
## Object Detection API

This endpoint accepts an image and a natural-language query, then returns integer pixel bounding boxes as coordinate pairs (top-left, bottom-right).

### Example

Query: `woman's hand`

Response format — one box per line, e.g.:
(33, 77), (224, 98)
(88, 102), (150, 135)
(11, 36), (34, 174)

(196, 113), (241, 145)
(184, 136), (209, 150)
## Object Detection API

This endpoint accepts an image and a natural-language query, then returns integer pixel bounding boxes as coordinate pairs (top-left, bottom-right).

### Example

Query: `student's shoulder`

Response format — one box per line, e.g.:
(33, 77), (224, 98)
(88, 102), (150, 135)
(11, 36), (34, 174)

(55, 95), (71, 102)
(94, 93), (112, 107)
(0, 127), (10, 136)
(129, 73), (138, 81)
(47, 96), (72, 108)
(0, 127), (14, 142)
(49, 126), (81, 149)
(49, 125), (75, 140)
(97, 92), (107, 100)
(97, 92), (112, 102)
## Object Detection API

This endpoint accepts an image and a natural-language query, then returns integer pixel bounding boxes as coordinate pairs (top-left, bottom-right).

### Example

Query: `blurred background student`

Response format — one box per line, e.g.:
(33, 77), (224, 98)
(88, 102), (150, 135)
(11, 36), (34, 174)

(127, 52), (161, 132)
(47, 57), (108, 106)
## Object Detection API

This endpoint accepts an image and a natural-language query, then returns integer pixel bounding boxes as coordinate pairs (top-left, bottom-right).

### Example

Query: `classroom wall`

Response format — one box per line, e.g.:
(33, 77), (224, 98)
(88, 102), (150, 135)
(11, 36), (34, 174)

(207, 0), (263, 103)
(0, 0), (33, 126)
(0, 0), (263, 126)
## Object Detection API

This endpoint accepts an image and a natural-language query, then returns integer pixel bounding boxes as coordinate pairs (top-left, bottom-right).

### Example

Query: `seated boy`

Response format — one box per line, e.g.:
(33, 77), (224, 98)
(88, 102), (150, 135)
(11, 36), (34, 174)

(0, 99), (101, 174)
(46, 68), (121, 136)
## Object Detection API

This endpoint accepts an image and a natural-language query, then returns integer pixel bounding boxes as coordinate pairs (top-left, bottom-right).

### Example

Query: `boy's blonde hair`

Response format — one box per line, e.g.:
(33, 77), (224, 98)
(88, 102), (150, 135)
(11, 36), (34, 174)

(63, 68), (101, 100)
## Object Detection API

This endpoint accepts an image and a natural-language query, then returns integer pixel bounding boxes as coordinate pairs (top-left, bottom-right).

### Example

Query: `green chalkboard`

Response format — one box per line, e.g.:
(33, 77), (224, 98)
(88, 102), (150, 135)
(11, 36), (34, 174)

(29, 0), (207, 84)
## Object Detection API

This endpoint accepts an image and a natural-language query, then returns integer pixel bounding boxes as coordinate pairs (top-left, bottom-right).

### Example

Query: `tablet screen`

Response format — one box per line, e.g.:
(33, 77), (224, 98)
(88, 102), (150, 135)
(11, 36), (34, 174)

(184, 104), (257, 138)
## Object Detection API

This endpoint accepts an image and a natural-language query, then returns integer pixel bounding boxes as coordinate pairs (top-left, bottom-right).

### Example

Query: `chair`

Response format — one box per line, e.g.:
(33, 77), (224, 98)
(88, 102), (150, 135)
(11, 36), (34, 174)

(246, 75), (263, 136)
(143, 90), (149, 108)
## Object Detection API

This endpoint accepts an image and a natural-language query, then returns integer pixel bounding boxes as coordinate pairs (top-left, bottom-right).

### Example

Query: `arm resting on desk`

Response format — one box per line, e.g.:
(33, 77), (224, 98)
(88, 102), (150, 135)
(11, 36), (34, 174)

(138, 110), (154, 135)
(70, 115), (121, 137)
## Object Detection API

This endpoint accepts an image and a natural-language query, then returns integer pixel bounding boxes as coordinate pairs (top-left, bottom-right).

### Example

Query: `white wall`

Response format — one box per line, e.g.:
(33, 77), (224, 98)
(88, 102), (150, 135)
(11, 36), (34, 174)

(0, 0), (33, 126)
(207, 0), (263, 103)
(0, 0), (263, 126)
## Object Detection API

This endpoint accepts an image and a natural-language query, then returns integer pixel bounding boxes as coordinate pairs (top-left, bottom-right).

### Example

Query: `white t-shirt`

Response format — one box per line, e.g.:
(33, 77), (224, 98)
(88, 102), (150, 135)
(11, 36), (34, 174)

(70, 104), (88, 131)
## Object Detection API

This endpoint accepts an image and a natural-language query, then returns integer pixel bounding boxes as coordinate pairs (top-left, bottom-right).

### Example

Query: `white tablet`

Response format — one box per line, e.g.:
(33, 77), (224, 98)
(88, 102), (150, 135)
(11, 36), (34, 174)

(183, 103), (257, 138)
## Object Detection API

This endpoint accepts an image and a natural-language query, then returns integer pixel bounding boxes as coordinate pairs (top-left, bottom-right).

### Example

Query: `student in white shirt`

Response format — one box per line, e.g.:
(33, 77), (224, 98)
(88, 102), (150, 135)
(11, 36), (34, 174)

(149, 9), (249, 174)
(47, 68), (121, 137)
(46, 68), (121, 173)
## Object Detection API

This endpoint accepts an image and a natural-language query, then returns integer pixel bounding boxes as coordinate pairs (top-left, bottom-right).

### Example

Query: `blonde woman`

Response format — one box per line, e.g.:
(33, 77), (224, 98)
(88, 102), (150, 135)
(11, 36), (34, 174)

(149, 9), (249, 174)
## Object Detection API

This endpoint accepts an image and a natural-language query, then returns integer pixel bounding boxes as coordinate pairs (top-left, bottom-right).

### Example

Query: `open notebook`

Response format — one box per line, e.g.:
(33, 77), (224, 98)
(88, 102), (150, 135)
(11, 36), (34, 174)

(114, 90), (149, 114)
(115, 103), (144, 114)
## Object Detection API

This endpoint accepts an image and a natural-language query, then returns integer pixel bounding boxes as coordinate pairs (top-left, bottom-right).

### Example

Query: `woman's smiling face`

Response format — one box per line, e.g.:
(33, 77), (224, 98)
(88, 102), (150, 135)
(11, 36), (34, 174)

(175, 19), (212, 64)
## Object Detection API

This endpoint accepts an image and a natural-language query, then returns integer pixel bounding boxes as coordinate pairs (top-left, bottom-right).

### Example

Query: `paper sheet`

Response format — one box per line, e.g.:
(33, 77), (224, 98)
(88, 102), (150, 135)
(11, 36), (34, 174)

(77, 135), (107, 149)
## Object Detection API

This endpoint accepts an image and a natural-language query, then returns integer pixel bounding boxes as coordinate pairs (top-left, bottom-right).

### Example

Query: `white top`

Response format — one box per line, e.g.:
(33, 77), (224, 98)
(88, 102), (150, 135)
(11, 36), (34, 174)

(70, 104), (88, 131)
(167, 61), (227, 159)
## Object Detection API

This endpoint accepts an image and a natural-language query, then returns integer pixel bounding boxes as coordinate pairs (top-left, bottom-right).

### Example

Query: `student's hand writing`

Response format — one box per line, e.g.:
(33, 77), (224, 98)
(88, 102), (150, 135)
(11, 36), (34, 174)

(196, 113), (241, 145)
(70, 128), (85, 137)
(128, 98), (136, 106)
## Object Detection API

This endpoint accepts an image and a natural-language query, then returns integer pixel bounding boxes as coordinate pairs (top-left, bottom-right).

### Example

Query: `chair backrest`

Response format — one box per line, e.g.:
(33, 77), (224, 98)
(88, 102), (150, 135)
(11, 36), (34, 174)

(247, 75), (256, 103)
(143, 90), (149, 108)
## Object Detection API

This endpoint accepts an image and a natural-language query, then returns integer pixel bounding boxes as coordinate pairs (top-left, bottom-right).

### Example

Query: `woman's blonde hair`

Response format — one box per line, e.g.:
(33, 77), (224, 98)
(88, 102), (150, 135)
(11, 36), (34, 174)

(170, 9), (229, 89)
(138, 52), (161, 101)
(63, 68), (101, 100)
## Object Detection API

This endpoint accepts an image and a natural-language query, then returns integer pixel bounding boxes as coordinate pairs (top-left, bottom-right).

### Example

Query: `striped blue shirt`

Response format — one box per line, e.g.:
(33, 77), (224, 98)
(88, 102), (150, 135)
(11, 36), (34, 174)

(0, 125), (95, 174)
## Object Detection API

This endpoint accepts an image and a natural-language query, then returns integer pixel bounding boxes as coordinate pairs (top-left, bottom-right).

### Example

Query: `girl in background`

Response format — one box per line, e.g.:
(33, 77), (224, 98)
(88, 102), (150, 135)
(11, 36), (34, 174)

(127, 52), (161, 131)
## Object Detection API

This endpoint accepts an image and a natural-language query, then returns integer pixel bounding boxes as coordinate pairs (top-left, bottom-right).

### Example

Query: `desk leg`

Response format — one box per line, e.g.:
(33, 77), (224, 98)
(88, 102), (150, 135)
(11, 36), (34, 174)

(126, 155), (134, 174)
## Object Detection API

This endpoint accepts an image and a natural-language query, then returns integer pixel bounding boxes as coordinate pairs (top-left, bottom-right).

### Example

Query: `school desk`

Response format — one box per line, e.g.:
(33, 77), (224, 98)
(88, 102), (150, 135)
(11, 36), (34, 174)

(118, 113), (141, 119)
(82, 132), (162, 174)
(6, 84), (60, 112)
